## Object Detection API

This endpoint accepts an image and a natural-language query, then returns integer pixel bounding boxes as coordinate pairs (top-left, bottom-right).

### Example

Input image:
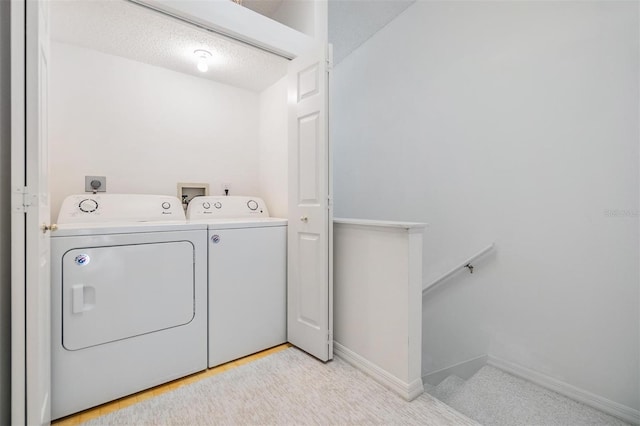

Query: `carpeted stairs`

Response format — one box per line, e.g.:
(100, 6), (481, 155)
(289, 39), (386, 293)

(427, 366), (630, 426)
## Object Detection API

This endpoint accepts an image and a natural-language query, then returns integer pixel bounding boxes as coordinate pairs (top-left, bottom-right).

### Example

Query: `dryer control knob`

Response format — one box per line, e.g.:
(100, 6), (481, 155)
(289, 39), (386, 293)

(162, 202), (171, 210)
(214, 202), (222, 209)
(203, 202), (211, 209)
(247, 200), (258, 211)
(78, 199), (98, 213)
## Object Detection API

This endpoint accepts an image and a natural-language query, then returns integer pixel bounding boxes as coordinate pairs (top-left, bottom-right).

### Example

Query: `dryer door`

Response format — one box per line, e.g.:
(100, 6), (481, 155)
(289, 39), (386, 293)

(61, 241), (195, 350)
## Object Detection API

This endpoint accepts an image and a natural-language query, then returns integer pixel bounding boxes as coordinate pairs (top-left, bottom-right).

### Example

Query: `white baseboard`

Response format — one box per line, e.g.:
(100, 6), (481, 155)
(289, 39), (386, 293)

(422, 354), (488, 386)
(333, 342), (424, 401)
(487, 355), (640, 425)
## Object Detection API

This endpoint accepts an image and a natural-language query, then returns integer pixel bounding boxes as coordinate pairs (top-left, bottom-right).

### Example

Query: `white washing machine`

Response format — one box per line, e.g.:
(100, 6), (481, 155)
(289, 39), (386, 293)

(187, 196), (287, 367)
(51, 194), (208, 419)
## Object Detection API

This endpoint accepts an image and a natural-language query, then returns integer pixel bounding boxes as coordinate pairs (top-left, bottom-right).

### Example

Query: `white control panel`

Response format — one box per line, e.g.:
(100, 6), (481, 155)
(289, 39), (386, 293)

(186, 196), (270, 219)
(57, 194), (186, 224)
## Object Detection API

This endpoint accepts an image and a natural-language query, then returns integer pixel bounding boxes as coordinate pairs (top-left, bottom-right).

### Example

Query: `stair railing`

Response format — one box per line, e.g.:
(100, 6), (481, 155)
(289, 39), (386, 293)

(422, 243), (495, 295)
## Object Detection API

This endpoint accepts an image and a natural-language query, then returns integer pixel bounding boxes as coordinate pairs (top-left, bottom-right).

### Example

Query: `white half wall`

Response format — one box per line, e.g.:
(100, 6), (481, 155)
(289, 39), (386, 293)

(333, 219), (425, 400)
(258, 76), (288, 218)
(49, 41), (261, 217)
(331, 0), (639, 413)
(0, 1), (11, 423)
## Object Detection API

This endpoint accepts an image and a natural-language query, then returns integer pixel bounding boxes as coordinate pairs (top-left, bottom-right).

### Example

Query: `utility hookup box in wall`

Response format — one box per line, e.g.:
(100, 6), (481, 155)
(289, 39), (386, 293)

(177, 183), (209, 211)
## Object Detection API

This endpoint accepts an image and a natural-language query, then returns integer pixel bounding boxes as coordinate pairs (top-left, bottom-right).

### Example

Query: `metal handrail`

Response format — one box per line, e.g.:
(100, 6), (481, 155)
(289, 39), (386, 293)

(422, 243), (495, 295)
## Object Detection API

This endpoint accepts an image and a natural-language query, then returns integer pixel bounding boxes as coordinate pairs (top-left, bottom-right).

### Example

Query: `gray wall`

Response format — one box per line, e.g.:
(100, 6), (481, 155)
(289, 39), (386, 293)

(332, 0), (639, 412)
(0, 0), (11, 423)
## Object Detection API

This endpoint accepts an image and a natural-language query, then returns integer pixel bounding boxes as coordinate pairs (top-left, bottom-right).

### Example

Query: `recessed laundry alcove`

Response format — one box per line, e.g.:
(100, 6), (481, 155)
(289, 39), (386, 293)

(49, 0), (290, 218)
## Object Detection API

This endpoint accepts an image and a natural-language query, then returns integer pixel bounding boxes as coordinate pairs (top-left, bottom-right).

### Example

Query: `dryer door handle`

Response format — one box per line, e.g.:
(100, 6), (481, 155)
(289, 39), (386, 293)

(72, 284), (85, 314)
(72, 284), (96, 314)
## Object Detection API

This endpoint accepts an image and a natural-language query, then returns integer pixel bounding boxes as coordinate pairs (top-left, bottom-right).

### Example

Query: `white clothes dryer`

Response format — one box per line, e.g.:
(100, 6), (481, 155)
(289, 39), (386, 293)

(187, 196), (287, 367)
(51, 194), (207, 419)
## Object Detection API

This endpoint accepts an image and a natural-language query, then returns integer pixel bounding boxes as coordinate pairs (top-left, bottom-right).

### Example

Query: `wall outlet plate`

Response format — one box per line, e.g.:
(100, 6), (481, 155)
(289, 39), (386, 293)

(85, 176), (106, 193)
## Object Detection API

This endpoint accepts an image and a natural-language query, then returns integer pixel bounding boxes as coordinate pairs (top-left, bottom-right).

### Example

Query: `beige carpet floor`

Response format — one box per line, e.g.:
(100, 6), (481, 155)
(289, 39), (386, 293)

(434, 366), (630, 426)
(83, 347), (476, 425)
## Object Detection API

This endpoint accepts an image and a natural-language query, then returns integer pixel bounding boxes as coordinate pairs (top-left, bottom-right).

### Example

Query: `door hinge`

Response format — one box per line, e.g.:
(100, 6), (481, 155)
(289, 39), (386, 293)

(13, 187), (36, 213)
(328, 331), (333, 344)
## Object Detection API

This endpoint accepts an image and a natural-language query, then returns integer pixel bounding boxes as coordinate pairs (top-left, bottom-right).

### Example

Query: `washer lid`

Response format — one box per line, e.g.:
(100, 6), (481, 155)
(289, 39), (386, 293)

(199, 217), (288, 230)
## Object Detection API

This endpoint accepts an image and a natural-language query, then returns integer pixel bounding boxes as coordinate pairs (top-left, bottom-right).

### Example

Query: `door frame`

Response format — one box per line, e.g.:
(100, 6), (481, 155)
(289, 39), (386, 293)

(12, 0), (52, 423)
(11, 0), (28, 422)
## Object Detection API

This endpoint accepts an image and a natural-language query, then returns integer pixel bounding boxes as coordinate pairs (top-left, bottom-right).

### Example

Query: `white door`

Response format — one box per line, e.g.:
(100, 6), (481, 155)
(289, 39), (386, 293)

(11, 0), (51, 424)
(287, 44), (333, 362)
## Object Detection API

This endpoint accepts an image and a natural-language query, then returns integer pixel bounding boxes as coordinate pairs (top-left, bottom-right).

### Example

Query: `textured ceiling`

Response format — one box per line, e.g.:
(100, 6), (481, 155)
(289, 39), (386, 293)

(328, 0), (415, 65)
(50, 0), (415, 88)
(50, 0), (289, 92)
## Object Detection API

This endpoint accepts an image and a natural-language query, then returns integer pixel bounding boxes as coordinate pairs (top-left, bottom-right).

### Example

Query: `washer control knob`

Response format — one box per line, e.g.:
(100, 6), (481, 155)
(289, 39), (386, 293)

(203, 202), (211, 209)
(78, 199), (98, 213)
(162, 202), (171, 210)
(247, 200), (259, 211)
(214, 202), (222, 209)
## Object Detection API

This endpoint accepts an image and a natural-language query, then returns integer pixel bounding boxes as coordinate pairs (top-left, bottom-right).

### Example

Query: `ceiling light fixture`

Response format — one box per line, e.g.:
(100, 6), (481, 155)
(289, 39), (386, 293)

(194, 49), (212, 73)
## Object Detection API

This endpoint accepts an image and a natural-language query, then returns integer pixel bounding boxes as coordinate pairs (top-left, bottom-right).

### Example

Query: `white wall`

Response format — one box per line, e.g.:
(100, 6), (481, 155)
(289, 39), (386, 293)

(331, 0), (639, 412)
(271, 1), (316, 39)
(258, 76), (288, 218)
(49, 42), (262, 217)
(0, 1), (11, 422)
